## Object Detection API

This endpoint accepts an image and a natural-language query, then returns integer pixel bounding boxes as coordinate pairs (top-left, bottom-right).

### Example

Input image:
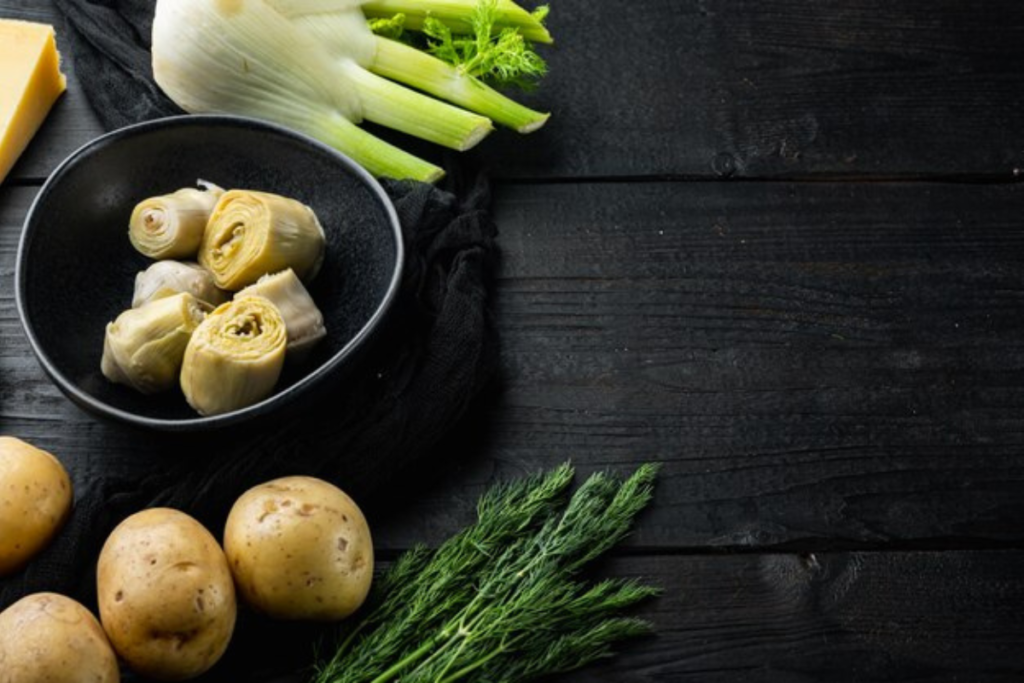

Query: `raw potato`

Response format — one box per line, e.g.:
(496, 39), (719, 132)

(224, 476), (373, 620)
(0, 436), (72, 576)
(97, 508), (236, 681)
(0, 593), (120, 683)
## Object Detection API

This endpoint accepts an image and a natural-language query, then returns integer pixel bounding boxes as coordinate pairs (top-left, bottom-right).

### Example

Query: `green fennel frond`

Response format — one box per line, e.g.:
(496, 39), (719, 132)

(423, 0), (549, 90)
(368, 13), (408, 40)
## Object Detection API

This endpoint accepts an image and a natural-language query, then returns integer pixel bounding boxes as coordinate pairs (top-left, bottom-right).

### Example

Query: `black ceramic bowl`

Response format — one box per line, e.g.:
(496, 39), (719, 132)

(16, 115), (404, 431)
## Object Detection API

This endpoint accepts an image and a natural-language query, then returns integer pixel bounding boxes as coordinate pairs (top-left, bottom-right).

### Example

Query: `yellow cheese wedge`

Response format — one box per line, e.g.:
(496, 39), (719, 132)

(0, 20), (67, 185)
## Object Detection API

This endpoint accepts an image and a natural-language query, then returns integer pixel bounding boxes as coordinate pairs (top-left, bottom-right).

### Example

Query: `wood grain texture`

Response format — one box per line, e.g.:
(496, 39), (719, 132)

(373, 180), (1024, 549)
(6, 181), (1024, 551)
(556, 551), (1024, 683)
(484, 0), (1024, 179)
(3, 0), (1024, 181)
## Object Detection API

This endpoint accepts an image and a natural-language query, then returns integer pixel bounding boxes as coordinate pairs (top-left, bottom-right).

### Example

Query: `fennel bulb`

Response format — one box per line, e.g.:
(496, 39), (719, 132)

(152, 0), (550, 182)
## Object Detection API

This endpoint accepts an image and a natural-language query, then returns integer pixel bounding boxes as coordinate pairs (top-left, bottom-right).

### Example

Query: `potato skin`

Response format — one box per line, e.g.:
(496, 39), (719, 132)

(0, 436), (73, 576)
(97, 508), (236, 681)
(224, 476), (373, 620)
(0, 592), (119, 683)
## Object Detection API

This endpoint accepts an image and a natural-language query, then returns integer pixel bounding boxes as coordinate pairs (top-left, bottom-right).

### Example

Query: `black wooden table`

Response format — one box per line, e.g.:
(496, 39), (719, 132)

(3, 1), (1024, 681)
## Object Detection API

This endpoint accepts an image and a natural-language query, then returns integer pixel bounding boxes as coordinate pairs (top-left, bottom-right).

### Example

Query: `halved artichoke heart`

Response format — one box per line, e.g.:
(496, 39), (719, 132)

(237, 269), (326, 361)
(133, 260), (229, 308)
(199, 190), (326, 291)
(129, 181), (224, 259)
(181, 296), (288, 416)
(101, 293), (210, 394)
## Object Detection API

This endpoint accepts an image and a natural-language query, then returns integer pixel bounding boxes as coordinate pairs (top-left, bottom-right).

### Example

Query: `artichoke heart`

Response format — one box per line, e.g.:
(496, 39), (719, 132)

(101, 293), (210, 394)
(199, 190), (326, 291)
(133, 260), (229, 308)
(237, 268), (326, 360)
(181, 296), (288, 416)
(129, 181), (224, 259)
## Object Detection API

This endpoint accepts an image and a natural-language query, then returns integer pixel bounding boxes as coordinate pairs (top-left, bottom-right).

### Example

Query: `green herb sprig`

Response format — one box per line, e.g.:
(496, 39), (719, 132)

(424, 0), (549, 90)
(313, 464), (660, 683)
(368, 13), (409, 40)
(371, 0), (550, 91)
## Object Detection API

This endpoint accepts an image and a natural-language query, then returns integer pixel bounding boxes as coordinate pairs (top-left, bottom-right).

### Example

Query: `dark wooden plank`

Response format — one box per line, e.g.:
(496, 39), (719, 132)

(6, 181), (1024, 550)
(557, 551), (1024, 682)
(486, 0), (1024, 179)
(0, 0), (103, 182)
(374, 180), (1024, 549)
(4, 0), (1024, 181)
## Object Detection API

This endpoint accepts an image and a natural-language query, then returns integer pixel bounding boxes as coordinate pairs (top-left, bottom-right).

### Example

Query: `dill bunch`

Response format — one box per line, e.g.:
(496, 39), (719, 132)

(312, 464), (660, 683)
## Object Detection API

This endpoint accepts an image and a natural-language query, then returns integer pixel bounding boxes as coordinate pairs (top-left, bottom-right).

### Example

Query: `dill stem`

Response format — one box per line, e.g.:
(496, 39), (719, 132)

(437, 646), (506, 683)
(329, 620), (369, 667)
(366, 639), (437, 683)
(403, 632), (457, 677)
(432, 632), (472, 682)
(405, 608), (487, 678)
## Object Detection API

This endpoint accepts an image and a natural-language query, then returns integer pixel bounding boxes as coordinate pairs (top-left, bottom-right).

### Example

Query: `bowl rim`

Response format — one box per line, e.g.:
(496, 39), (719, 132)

(15, 114), (406, 431)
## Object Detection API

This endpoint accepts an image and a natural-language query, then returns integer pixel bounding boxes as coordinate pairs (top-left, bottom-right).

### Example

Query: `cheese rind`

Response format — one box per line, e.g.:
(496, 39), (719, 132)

(0, 20), (67, 184)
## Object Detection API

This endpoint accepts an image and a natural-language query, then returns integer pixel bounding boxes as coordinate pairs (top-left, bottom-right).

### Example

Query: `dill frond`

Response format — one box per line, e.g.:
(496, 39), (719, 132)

(312, 464), (660, 683)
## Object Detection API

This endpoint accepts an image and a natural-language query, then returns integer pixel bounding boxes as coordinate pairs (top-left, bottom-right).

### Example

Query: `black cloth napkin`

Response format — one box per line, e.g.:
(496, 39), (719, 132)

(2, 1), (499, 679)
